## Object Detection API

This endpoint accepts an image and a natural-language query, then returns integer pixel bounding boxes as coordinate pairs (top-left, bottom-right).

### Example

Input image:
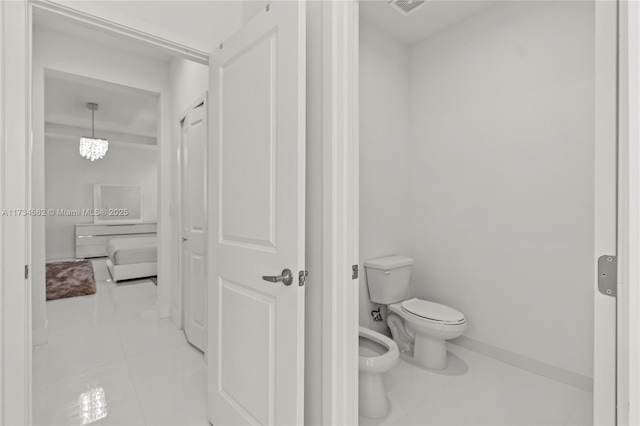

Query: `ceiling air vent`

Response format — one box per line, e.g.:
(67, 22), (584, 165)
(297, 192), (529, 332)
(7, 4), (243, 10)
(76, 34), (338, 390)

(388, 0), (427, 15)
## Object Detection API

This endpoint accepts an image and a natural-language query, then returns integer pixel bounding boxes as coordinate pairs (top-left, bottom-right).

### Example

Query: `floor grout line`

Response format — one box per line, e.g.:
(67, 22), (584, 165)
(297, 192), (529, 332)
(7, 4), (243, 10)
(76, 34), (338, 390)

(106, 276), (150, 425)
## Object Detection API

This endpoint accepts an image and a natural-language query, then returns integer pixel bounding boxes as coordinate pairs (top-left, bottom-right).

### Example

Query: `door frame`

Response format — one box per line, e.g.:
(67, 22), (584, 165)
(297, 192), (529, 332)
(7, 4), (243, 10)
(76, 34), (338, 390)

(617, 1), (639, 423)
(176, 92), (208, 332)
(320, 1), (359, 424)
(340, 0), (635, 424)
(0, 1), (32, 424)
(594, 0), (622, 424)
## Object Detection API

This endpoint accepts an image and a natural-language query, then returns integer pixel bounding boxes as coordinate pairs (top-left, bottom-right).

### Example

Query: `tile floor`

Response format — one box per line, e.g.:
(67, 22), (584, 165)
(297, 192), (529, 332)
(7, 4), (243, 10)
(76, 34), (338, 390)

(33, 259), (208, 426)
(35, 259), (593, 426)
(360, 346), (593, 426)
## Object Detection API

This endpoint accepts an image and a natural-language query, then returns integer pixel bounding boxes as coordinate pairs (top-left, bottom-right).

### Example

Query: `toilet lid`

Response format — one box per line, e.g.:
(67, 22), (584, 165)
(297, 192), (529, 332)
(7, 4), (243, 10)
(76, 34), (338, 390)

(401, 298), (465, 324)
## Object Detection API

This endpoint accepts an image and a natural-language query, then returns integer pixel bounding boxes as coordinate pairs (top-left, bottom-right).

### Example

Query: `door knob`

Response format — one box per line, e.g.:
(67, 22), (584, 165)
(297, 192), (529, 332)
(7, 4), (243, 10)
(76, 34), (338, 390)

(262, 269), (293, 286)
(182, 237), (188, 242)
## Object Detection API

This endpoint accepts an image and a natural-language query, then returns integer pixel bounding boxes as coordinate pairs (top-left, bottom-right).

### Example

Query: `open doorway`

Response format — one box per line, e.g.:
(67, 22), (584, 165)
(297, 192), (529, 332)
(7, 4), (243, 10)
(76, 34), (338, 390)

(30, 9), (211, 424)
(354, 1), (618, 425)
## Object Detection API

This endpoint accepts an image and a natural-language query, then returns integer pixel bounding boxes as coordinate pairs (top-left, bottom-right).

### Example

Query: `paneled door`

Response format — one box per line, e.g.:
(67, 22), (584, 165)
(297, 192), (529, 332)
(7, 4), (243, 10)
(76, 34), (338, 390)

(181, 99), (207, 352)
(207, 2), (306, 425)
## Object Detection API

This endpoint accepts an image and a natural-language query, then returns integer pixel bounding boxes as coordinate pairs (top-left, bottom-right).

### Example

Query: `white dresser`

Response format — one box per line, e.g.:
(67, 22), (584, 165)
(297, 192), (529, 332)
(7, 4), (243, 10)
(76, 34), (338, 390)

(75, 222), (157, 259)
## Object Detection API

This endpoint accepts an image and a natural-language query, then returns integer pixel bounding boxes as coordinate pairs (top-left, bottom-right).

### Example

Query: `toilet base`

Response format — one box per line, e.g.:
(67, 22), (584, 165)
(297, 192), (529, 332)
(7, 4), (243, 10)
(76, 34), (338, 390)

(359, 372), (389, 418)
(414, 334), (447, 370)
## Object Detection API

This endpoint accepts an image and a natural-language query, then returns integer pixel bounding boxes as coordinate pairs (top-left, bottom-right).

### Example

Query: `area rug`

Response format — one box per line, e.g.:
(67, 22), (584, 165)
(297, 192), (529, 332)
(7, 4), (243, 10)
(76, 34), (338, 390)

(46, 260), (97, 301)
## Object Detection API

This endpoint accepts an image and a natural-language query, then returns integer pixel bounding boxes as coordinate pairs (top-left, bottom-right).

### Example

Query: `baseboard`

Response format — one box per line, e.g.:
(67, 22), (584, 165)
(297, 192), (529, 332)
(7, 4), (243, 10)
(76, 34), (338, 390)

(32, 321), (48, 346)
(450, 335), (593, 392)
(156, 299), (170, 319)
(46, 251), (76, 262)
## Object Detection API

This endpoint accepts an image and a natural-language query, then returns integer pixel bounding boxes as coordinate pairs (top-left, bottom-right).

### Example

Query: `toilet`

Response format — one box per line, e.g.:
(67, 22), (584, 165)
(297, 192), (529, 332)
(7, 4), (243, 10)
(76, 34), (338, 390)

(365, 255), (467, 370)
(358, 326), (399, 419)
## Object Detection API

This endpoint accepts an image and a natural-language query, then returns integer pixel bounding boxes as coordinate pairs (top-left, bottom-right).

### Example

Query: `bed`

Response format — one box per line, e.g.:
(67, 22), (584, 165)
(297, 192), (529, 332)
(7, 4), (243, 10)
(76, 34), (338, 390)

(106, 236), (157, 283)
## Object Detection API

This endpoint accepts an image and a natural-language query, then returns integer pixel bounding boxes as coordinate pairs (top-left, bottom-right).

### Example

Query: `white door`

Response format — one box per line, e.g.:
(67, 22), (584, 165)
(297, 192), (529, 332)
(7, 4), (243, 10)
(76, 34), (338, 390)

(207, 2), (306, 425)
(181, 100), (208, 352)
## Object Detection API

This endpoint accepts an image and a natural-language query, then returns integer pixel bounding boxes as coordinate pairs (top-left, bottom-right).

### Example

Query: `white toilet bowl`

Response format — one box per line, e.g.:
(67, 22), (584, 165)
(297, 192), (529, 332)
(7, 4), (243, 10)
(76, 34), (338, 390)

(358, 326), (399, 419)
(388, 298), (466, 370)
(363, 255), (466, 371)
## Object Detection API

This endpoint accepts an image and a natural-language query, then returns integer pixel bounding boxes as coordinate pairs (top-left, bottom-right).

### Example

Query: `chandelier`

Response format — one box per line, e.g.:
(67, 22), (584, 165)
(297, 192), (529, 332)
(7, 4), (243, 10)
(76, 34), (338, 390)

(79, 102), (108, 161)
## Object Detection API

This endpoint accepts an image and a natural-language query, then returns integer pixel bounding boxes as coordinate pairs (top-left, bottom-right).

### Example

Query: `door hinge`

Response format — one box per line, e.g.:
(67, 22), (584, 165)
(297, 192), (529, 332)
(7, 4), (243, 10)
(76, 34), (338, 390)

(298, 270), (308, 286)
(24, 264), (29, 279)
(352, 264), (358, 280)
(598, 255), (616, 297)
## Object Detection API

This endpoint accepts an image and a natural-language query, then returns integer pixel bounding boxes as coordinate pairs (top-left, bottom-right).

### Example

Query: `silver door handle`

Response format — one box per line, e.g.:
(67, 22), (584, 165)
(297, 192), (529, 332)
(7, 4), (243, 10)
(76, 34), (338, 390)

(262, 269), (293, 286)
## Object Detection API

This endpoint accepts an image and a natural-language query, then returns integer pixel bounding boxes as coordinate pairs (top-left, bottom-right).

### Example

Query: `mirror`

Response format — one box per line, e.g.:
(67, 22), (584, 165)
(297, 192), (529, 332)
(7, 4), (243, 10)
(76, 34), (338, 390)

(93, 184), (142, 224)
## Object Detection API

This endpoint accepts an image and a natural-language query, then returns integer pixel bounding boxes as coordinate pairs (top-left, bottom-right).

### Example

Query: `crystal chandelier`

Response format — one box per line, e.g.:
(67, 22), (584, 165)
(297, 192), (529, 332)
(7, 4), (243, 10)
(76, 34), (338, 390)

(79, 103), (108, 161)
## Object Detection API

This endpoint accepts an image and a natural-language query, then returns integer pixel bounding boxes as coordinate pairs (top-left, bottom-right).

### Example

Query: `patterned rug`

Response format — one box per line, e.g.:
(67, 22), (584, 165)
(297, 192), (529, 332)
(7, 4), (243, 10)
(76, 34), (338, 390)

(46, 260), (97, 301)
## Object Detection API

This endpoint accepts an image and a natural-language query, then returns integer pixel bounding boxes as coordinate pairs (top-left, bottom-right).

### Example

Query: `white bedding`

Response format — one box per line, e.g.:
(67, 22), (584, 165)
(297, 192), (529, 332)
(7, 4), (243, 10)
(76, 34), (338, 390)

(107, 237), (157, 265)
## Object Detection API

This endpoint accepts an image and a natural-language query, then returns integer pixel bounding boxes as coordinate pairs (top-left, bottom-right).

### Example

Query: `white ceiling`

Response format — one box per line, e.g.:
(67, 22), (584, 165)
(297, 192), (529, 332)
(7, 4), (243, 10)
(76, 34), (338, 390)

(45, 71), (158, 140)
(35, 1), (243, 145)
(37, 0), (497, 142)
(93, 0), (242, 51)
(33, 9), (174, 63)
(37, 1), (497, 60)
(360, 0), (498, 45)
(50, 0), (243, 53)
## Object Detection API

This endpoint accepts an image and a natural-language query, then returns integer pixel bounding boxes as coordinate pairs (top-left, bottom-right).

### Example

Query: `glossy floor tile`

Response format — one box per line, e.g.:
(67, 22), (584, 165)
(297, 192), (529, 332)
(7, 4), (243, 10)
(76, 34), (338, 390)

(360, 344), (593, 426)
(33, 259), (207, 426)
(36, 258), (593, 426)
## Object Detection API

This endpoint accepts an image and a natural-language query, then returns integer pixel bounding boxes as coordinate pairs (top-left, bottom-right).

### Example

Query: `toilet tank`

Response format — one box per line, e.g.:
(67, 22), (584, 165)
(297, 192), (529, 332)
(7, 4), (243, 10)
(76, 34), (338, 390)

(364, 256), (413, 304)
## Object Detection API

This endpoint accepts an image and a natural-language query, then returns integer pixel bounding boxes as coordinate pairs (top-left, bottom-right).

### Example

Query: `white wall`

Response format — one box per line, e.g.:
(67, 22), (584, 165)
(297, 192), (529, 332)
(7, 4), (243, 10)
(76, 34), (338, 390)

(359, 1), (595, 378)
(44, 134), (157, 261)
(168, 57), (209, 326)
(32, 25), (172, 339)
(170, 59), (209, 116)
(243, 0), (268, 25)
(406, 1), (595, 377)
(358, 21), (412, 335)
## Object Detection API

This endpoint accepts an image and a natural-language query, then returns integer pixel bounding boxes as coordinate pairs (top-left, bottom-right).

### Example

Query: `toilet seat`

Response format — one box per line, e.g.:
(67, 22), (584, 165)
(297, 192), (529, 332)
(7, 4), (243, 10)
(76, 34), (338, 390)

(359, 327), (399, 372)
(400, 298), (465, 325)
(358, 327), (399, 419)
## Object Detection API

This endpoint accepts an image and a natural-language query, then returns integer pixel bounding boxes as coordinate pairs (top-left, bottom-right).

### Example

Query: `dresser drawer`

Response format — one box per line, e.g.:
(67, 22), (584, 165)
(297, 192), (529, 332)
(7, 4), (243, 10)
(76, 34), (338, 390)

(75, 222), (157, 259)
